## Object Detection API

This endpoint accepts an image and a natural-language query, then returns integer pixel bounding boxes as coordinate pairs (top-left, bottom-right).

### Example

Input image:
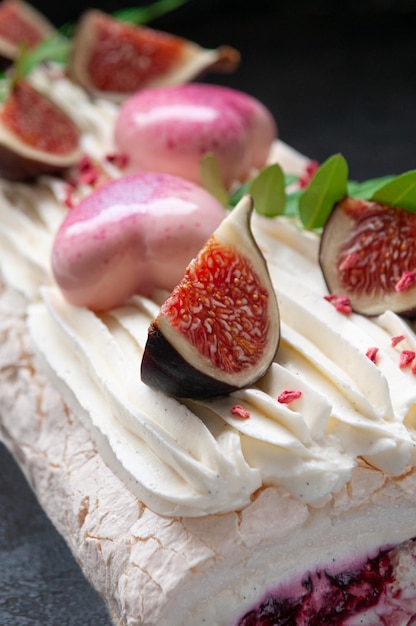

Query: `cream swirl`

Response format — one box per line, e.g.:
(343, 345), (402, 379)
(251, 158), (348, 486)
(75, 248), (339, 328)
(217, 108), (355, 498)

(29, 287), (261, 516)
(1, 73), (416, 516)
(25, 210), (416, 515)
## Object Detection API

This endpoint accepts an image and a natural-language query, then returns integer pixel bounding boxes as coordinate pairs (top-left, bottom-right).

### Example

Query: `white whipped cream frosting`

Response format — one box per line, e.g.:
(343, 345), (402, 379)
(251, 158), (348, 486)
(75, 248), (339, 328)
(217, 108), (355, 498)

(1, 71), (416, 517)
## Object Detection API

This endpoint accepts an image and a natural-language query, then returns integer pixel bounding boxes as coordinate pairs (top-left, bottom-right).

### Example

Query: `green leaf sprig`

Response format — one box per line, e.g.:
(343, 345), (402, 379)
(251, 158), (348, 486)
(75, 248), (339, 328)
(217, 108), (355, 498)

(229, 167), (295, 214)
(298, 154), (348, 229)
(199, 153), (229, 206)
(114, 0), (190, 25)
(370, 169), (416, 211)
(297, 159), (416, 229)
(201, 154), (291, 217)
(19, 31), (71, 77)
(223, 152), (416, 230)
(249, 163), (286, 217)
(346, 175), (395, 199)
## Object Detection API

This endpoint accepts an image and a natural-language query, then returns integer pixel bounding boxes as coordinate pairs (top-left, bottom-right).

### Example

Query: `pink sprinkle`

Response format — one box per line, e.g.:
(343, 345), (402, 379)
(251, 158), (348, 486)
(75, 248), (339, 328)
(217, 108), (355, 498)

(230, 405), (250, 419)
(339, 252), (360, 271)
(66, 177), (78, 189)
(366, 347), (379, 363)
(306, 160), (319, 175)
(412, 361), (416, 375)
(391, 334), (406, 347)
(334, 295), (352, 315)
(395, 271), (416, 293)
(298, 160), (319, 188)
(80, 169), (99, 185)
(324, 293), (352, 315)
(78, 155), (93, 172)
(105, 152), (129, 169)
(399, 350), (416, 369)
(277, 389), (302, 404)
(63, 186), (75, 209)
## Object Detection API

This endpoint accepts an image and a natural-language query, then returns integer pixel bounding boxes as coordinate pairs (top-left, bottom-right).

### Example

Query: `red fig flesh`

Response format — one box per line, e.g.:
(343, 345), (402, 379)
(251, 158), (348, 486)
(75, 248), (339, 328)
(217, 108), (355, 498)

(0, 80), (81, 180)
(69, 10), (240, 101)
(0, 0), (54, 61)
(319, 196), (416, 317)
(141, 195), (280, 398)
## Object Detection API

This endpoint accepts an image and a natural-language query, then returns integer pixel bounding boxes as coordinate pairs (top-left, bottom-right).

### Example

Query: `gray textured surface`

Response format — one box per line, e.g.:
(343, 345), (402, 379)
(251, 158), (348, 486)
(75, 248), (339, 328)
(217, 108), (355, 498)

(1, 1), (416, 624)
(0, 443), (112, 626)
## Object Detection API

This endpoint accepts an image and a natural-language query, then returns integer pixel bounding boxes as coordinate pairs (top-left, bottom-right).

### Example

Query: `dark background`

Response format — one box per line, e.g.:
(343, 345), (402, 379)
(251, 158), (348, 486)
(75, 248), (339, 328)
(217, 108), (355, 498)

(31, 0), (416, 180)
(1, 1), (416, 624)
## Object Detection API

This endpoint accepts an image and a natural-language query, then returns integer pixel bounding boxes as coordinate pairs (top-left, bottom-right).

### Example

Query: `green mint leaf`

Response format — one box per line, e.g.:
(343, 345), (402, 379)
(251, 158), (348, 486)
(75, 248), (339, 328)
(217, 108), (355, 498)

(114, 0), (189, 25)
(59, 22), (75, 38)
(370, 169), (416, 212)
(249, 163), (285, 217)
(199, 153), (229, 207)
(347, 175), (395, 199)
(229, 181), (250, 207)
(230, 171), (297, 211)
(19, 33), (70, 76)
(284, 189), (303, 217)
(284, 173), (299, 186)
(298, 153), (348, 229)
(0, 76), (10, 103)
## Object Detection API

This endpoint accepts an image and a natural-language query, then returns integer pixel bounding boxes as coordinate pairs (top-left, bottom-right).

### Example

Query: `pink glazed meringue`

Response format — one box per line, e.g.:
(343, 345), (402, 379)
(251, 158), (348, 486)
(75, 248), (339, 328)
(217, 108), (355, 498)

(51, 171), (226, 311)
(114, 83), (277, 189)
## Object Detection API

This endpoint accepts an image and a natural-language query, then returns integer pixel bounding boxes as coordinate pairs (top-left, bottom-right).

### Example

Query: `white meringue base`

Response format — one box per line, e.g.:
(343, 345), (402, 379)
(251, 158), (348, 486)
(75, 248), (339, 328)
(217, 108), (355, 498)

(2, 279), (416, 626)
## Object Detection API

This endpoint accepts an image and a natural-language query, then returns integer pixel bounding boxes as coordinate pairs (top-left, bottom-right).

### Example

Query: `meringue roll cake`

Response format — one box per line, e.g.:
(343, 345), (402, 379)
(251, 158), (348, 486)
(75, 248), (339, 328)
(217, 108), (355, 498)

(1, 2), (416, 625)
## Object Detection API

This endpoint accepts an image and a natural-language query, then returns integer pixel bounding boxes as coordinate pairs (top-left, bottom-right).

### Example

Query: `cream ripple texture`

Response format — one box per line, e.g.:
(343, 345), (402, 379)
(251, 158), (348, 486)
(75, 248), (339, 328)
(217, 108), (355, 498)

(25, 214), (416, 516)
(0, 70), (416, 517)
(3, 69), (416, 626)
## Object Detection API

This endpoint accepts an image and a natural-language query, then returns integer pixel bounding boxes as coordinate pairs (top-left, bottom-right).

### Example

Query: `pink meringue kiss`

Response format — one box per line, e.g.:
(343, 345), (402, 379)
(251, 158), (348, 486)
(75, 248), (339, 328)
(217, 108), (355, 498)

(52, 171), (226, 311)
(114, 83), (277, 189)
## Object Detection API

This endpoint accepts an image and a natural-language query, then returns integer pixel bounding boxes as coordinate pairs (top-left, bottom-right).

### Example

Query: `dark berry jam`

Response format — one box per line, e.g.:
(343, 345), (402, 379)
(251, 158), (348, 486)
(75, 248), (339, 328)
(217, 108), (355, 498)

(238, 549), (394, 626)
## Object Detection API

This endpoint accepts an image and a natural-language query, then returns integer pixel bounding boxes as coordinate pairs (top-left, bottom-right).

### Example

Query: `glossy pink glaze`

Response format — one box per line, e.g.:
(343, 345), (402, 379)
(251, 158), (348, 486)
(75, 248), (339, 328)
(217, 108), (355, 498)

(52, 172), (226, 311)
(114, 83), (277, 189)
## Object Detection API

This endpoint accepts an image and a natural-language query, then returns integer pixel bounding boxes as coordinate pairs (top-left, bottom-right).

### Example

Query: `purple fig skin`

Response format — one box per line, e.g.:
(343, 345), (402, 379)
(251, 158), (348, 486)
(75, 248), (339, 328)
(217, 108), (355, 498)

(141, 324), (237, 399)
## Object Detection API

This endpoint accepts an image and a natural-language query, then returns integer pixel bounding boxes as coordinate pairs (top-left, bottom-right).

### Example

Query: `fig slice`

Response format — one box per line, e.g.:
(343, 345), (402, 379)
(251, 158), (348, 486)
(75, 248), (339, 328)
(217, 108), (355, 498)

(141, 195), (280, 399)
(319, 195), (416, 317)
(68, 9), (240, 102)
(0, 0), (55, 61)
(0, 79), (81, 180)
